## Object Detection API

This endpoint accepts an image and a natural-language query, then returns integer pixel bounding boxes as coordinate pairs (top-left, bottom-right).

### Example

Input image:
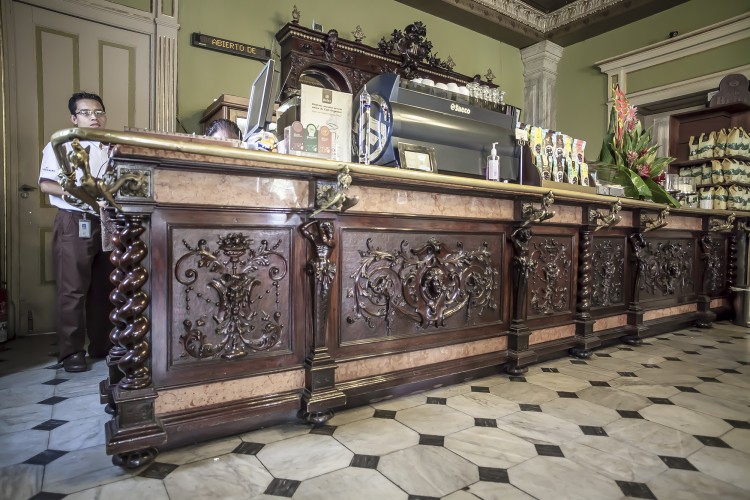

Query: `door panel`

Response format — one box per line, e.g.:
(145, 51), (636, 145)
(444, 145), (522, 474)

(12, 2), (151, 334)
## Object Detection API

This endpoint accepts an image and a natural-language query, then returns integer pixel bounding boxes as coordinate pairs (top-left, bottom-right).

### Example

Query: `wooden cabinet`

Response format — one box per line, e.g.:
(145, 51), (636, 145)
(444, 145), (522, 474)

(669, 102), (750, 163)
(199, 94), (248, 134)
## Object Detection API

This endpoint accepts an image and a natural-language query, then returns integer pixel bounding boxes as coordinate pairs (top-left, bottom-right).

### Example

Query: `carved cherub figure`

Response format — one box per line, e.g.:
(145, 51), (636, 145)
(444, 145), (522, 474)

(311, 165), (359, 216)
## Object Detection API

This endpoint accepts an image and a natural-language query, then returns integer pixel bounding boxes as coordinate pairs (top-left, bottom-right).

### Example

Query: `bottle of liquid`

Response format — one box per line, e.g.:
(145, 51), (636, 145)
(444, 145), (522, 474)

(486, 142), (499, 181)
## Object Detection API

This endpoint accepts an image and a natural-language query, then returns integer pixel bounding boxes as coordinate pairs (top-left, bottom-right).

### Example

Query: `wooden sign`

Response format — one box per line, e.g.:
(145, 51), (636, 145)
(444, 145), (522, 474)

(191, 33), (270, 61)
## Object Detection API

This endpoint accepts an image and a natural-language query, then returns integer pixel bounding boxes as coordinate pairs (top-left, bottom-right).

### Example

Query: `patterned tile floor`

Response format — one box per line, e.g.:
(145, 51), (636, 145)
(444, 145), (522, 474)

(1, 322), (749, 499)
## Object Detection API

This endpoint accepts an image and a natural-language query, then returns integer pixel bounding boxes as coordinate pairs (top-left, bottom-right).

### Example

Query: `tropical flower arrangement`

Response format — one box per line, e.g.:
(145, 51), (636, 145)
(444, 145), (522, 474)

(596, 84), (679, 207)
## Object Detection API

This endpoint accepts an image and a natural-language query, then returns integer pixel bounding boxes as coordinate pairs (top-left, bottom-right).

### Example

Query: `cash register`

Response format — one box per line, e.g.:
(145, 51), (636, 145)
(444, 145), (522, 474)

(353, 73), (521, 179)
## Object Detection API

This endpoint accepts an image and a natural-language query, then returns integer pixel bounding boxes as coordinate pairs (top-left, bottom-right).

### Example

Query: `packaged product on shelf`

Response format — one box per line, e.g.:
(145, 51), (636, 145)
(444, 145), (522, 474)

(741, 127), (750, 156)
(688, 135), (698, 160)
(545, 130), (560, 182)
(554, 132), (566, 182)
(690, 165), (702, 185)
(699, 186), (714, 209)
(701, 162), (712, 186)
(574, 139), (587, 185)
(722, 158), (741, 183)
(742, 161), (750, 183)
(563, 134), (576, 184)
(710, 159), (724, 184)
(743, 187), (750, 210)
(530, 126), (547, 177)
(698, 132), (715, 159)
(713, 186), (727, 210)
(679, 167), (692, 177)
(714, 128), (728, 157)
(728, 185), (743, 210)
(726, 127), (742, 156)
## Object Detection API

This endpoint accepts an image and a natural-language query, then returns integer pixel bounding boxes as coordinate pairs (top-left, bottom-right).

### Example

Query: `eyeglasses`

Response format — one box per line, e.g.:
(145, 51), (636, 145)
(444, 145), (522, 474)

(75, 109), (106, 117)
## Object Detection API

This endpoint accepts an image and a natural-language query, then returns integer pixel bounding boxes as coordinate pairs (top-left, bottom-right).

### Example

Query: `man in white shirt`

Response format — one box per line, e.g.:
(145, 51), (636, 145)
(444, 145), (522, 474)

(38, 92), (114, 372)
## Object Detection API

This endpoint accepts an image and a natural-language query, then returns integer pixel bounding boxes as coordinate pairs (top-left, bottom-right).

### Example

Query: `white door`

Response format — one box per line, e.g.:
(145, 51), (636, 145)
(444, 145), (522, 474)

(10, 2), (151, 335)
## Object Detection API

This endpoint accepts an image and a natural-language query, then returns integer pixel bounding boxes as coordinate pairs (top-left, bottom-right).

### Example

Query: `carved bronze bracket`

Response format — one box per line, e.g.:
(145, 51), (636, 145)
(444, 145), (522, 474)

(312, 165), (359, 216)
(640, 208), (669, 232)
(589, 200), (622, 231)
(60, 139), (151, 213)
(520, 191), (556, 228)
(709, 213), (735, 232)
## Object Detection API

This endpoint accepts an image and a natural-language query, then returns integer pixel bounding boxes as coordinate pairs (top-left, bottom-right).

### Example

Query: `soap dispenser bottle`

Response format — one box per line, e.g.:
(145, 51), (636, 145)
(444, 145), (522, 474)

(486, 142), (500, 181)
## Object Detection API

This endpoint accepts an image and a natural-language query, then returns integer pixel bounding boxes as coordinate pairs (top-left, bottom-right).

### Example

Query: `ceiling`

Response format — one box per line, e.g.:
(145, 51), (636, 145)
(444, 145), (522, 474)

(397, 0), (690, 48)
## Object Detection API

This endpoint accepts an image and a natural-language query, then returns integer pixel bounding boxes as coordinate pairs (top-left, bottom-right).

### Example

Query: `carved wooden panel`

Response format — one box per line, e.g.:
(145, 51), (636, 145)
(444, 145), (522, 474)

(169, 226), (294, 366)
(339, 230), (503, 344)
(591, 237), (625, 308)
(528, 236), (573, 318)
(701, 235), (727, 294)
(640, 238), (695, 299)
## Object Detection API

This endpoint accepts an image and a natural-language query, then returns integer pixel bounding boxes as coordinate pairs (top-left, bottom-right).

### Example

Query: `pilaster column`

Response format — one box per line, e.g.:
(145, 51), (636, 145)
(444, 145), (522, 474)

(154, 0), (179, 132)
(520, 41), (563, 129)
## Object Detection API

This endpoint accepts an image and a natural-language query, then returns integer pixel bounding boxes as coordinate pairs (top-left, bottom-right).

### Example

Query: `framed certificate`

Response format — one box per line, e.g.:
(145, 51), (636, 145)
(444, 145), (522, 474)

(397, 142), (437, 173)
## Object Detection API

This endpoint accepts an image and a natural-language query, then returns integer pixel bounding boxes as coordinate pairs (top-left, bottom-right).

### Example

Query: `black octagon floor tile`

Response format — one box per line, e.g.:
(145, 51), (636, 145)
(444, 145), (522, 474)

(580, 425), (608, 436)
(535, 444), (564, 457)
(719, 368), (740, 374)
(595, 353), (612, 358)
(478, 467), (510, 483)
(351, 454), (380, 469)
(570, 360), (587, 365)
(509, 376), (527, 382)
(589, 381), (610, 387)
(694, 435), (731, 448)
(41, 378), (69, 386)
(140, 462), (179, 479)
(475, 418), (497, 427)
(520, 404), (542, 412)
(647, 397), (674, 405)
(419, 434), (445, 446)
(675, 386), (699, 393)
(374, 409), (397, 419)
(32, 419), (68, 431)
(233, 442), (265, 455)
(617, 410), (643, 419)
(725, 419), (750, 429)
(23, 449), (67, 465)
(557, 391), (578, 398)
(616, 480), (657, 500)
(664, 357), (682, 361)
(659, 455), (698, 471)
(28, 494), (66, 500)
(697, 377), (721, 383)
(309, 425), (336, 436)
(471, 386), (491, 393)
(618, 372), (638, 377)
(426, 397), (447, 405)
(542, 367), (559, 373)
(264, 478), (301, 498)
(37, 396), (68, 405)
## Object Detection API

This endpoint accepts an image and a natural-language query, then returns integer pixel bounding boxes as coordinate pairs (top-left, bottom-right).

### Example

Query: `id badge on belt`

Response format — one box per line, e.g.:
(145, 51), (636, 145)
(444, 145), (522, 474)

(78, 213), (92, 238)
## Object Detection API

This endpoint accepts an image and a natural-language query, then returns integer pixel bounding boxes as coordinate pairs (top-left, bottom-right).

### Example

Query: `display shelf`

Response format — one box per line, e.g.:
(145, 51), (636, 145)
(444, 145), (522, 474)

(672, 155), (750, 168)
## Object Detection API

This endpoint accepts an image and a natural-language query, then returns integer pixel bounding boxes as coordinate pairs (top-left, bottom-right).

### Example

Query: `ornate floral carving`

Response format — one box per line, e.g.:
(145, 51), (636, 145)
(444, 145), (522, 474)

(467, 0), (625, 32)
(175, 233), (287, 360)
(529, 238), (572, 315)
(346, 238), (499, 334)
(377, 22), (454, 77)
(591, 239), (624, 307)
(640, 239), (694, 296)
(700, 235), (724, 293)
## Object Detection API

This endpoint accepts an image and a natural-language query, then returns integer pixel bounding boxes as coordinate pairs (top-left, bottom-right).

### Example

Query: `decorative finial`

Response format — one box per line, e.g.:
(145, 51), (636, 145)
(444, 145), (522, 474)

(444, 56), (456, 71)
(484, 68), (496, 83)
(292, 5), (301, 23)
(352, 25), (366, 43)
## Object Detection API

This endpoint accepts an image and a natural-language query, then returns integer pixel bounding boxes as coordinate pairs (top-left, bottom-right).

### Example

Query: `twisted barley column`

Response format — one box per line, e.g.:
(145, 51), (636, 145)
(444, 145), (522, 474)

(114, 214), (151, 390)
(576, 230), (592, 319)
(727, 234), (737, 290)
(108, 213), (128, 365)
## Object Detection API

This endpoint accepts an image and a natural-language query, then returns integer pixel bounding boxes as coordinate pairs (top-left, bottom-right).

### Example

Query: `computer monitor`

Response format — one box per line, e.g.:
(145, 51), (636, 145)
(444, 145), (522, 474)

(243, 58), (276, 141)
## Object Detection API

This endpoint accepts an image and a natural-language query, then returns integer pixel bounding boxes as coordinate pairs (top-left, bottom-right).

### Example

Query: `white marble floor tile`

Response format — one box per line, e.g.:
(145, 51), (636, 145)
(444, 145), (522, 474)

(647, 468), (749, 500)
(446, 391), (519, 419)
(562, 435), (667, 482)
(639, 404), (732, 437)
(609, 349), (665, 364)
(158, 435), (243, 465)
(688, 445), (750, 490)
(489, 380), (558, 404)
(326, 405), (375, 426)
(540, 398), (621, 426)
(586, 357), (646, 373)
(369, 393), (426, 411)
(469, 374), (513, 387)
(609, 377), (682, 398)
(240, 423), (311, 445)
(378, 444), (479, 497)
(577, 386), (650, 411)
(256, 433), (352, 481)
(64, 476), (170, 500)
(0, 429), (49, 468)
(604, 419), (702, 457)
(0, 367), (60, 391)
(0, 403), (52, 435)
(651, 360), (724, 378)
(463, 481), (536, 500)
(508, 456), (622, 500)
(497, 410), (583, 445)
(556, 364), (620, 381)
(43, 445), (144, 494)
(722, 428), (750, 454)
(395, 402), (475, 435)
(334, 417), (419, 455)
(0, 463), (43, 500)
(670, 391), (750, 421)
(291, 466), (407, 500)
(421, 383), (473, 398)
(444, 426), (537, 468)
(0, 384), (55, 410)
(164, 453), (273, 498)
(525, 372), (591, 392)
(51, 393), (104, 421)
(48, 413), (110, 451)
(718, 372), (750, 389)
(635, 368), (703, 386)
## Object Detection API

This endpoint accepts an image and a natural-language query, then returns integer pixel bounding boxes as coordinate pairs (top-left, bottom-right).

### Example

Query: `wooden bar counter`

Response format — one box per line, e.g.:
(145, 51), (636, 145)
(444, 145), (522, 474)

(51, 128), (750, 468)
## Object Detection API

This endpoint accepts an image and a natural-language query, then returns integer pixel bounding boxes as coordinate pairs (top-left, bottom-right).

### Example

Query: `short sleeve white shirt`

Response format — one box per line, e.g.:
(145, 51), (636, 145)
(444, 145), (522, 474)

(38, 140), (111, 212)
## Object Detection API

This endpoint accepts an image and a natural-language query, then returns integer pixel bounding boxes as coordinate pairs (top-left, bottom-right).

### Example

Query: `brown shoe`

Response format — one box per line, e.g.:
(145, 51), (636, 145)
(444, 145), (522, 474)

(62, 352), (88, 372)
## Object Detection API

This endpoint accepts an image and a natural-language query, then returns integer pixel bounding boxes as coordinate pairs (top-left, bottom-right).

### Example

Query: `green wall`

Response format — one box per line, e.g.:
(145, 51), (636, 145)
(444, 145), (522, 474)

(177, 0), (524, 133)
(557, 0), (750, 162)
